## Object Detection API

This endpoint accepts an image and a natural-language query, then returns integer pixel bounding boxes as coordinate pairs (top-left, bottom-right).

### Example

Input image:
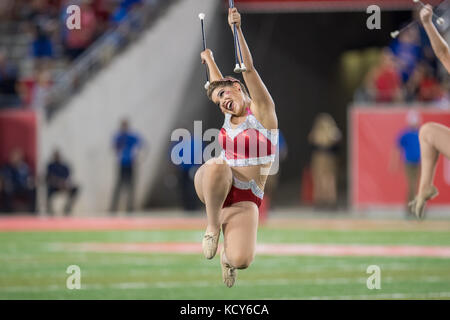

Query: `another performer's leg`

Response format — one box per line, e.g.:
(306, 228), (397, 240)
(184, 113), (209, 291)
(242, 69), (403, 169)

(220, 201), (259, 287)
(417, 123), (450, 196)
(194, 158), (233, 259)
(411, 122), (450, 217)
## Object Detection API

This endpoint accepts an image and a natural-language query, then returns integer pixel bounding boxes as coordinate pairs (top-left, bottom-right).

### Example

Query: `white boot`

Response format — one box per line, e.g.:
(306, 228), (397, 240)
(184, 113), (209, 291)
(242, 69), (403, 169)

(220, 248), (237, 288)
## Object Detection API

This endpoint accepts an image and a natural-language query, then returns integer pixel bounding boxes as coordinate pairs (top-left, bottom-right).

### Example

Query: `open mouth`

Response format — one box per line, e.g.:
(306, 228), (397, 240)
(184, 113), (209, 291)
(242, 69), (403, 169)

(225, 101), (233, 111)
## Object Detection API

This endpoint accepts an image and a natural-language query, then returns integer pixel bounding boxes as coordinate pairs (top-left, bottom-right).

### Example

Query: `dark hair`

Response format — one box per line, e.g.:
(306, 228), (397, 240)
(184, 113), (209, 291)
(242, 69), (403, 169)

(206, 76), (250, 101)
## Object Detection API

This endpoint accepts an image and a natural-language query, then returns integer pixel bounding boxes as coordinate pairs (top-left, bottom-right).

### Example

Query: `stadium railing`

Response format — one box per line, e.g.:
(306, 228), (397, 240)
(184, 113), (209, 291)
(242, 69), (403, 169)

(45, 0), (177, 120)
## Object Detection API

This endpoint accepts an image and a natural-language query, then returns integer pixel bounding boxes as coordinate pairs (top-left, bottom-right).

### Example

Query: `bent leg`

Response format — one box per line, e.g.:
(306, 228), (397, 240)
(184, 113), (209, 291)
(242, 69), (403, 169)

(418, 122), (450, 197)
(221, 201), (259, 269)
(64, 186), (79, 215)
(194, 158), (233, 232)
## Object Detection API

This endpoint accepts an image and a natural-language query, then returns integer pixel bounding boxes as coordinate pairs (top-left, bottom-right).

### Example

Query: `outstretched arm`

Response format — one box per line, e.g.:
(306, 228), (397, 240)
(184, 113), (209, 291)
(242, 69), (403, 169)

(229, 8), (276, 123)
(201, 49), (223, 82)
(420, 4), (450, 73)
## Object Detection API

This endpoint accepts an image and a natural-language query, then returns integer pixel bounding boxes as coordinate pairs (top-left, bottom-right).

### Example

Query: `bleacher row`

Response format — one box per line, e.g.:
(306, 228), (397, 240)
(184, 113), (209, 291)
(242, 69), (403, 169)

(0, 0), (152, 111)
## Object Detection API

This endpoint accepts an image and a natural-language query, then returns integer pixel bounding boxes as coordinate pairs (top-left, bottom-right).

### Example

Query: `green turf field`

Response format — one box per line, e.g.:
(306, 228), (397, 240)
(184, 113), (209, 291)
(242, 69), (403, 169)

(1, 224), (449, 299)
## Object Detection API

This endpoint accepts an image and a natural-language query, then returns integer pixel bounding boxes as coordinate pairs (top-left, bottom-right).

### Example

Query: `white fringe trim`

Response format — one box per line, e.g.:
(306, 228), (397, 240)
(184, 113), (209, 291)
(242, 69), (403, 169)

(220, 150), (275, 167)
(232, 177), (264, 199)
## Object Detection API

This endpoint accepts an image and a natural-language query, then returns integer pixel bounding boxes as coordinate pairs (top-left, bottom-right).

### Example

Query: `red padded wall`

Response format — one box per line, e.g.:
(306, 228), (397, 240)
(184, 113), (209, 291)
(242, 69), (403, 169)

(0, 110), (37, 173)
(350, 107), (450, 209)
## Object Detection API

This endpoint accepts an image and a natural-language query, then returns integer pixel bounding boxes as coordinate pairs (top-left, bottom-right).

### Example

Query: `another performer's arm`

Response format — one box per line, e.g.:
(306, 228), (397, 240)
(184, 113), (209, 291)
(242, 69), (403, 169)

(420, 4), (450, 73)
(201, 49), (223, 82)
(229, 8), (276, 124)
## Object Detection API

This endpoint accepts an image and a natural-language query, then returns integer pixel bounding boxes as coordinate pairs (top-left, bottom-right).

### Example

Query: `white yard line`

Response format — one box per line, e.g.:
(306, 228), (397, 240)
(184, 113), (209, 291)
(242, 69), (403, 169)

(1, 276), (448, 293)
(297, 292), (450, 300)
(46, 242), (450, 258)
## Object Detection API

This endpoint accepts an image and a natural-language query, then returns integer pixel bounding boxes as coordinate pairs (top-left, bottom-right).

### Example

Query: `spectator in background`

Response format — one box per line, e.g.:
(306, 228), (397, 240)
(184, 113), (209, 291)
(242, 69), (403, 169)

(0, 148), (36, 213)
(308, 113), (341, 210)
(31, 24), (53, 63)
(0, 50), (20, 108)
(406, 62), (443, 103)
(25, 0), (59, 68)
(390, 111), (421, 215)
(171, 136), (204, 212)
(390, 25), (422, 84)
(0, 1), (15, 21)
(110, 118), (144, 213)
(353, 68), (376, 103)
(30, 68), (53, 111)
(25, 0), (58, 27)
(92, 0), (113, 34)
(367, 48), (403, 103)
(64, 0), (98, 60)
(46, 149), (79, 215)
(110, 0), (142, 24)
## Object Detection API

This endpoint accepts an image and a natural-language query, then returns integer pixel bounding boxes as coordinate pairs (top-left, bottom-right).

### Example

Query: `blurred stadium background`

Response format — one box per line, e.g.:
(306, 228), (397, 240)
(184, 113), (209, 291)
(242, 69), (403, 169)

(0, 0), (449, 300)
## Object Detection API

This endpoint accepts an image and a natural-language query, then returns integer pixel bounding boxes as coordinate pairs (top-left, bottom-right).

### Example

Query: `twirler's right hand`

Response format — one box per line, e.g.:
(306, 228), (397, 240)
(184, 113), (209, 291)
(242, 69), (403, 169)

(201, 49), (213, 64)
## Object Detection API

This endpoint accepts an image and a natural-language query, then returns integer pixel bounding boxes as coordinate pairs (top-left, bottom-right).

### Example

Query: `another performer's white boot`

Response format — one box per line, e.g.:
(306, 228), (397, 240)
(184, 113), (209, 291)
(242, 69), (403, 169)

(408, 185), (439, 219)
(220, 248), (236, 288)
(202, 229), (220, 259)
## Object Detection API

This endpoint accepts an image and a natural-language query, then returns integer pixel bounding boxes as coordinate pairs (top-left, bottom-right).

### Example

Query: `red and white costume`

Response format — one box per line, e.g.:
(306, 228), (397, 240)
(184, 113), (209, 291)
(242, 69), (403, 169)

(218, 108), (278, 208)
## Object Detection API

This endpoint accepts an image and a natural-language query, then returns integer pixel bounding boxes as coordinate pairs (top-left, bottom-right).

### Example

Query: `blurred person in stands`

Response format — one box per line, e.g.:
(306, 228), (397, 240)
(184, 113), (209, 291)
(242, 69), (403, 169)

(0, 0), (14, 21)
(0, 50), (21, 108)
(409, 4), (450, 218)
(110, 118), (144, 213)
(109, 0), (143, 47)
(30, 24), (53, 67)
(390, 24), (422, 84)
(308, 113), (341, 210)
(63, 0), (98, 60)
(46, 149), (79, 215)
(353, 70), (376, 103)
(406, 62), (443, 102)
(365, 48), (403, 103)
(30, 68), (53, 111)
(110, 0), (142, 24)
(0, 148), (36, 213)
(25, 0), (58, 27)
(389, 110), (421, 215)
(92, 0), (113, 34)
(25, 0), (59, 68)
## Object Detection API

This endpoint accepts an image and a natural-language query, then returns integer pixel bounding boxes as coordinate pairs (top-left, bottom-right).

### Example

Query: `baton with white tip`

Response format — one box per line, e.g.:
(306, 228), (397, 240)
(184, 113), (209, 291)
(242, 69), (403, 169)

(199, 13), (210, 90)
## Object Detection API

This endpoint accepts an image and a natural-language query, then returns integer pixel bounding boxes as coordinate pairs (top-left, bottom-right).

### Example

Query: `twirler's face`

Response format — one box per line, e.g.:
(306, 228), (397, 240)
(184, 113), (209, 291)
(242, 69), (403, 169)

(212, 83), (246, 116)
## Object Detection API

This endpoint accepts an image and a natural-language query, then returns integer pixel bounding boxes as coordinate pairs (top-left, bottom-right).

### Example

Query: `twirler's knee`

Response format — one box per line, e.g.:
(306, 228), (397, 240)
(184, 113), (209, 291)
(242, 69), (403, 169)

(226, 251), (254, 269)
(419, 122), (438, 142)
